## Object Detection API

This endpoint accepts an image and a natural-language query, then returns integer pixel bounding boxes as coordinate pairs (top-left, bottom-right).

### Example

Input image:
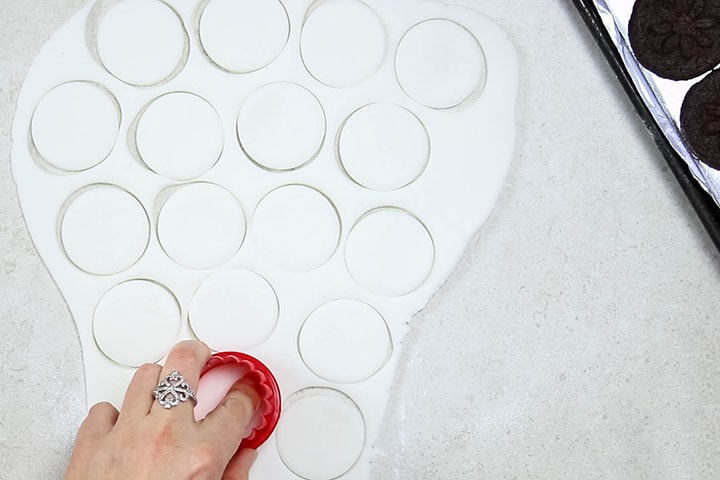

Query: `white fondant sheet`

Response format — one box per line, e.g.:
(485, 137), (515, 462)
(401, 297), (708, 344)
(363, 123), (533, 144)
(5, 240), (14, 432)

(10, 0), (518, 478)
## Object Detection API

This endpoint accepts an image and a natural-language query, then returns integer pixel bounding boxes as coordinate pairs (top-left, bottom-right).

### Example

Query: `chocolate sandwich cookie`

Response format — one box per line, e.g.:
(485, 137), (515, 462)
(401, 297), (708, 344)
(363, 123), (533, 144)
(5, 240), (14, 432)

(629, 0), (720, 81)
(681, 69), (720, 169)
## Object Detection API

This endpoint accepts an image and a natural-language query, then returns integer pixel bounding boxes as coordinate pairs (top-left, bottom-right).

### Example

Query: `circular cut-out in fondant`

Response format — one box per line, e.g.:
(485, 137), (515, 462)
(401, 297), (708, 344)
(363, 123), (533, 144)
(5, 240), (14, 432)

(189, 269), (279, 351)
(395, 19), (486, 109)
(252, 185), (340, 272)
(300, 0), (386, 88)
(339, 103), (429, 191)
(158, 183), (246, 270)
(276, 387), (365, 480)
(60, 184), (150, 275)
(299, 300), (392, 383)
(199, 0), (290, 73)
(237, 82), (326, 171)
(93, 279), (180, 367)
(31, 81), (120, 172)
(136, 92), (223, 181)
(95, 0), (188, 86)
(345, 207), (434, 296)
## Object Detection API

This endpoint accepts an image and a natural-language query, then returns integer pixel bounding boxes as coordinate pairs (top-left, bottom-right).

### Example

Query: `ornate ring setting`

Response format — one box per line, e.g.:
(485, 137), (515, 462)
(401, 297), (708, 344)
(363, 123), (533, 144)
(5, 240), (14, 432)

(152, 370), (197, 409)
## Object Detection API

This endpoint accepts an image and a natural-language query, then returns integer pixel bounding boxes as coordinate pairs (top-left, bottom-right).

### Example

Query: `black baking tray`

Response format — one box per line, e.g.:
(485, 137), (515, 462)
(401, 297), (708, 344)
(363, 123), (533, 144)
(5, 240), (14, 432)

(572, 0), (720, 253)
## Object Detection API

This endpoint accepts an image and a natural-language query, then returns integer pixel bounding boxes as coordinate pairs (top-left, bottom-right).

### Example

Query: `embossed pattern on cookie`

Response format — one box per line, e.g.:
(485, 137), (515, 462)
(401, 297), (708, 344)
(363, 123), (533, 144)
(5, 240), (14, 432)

(629, 0), (720, 81)
(681, 68), (720, 168)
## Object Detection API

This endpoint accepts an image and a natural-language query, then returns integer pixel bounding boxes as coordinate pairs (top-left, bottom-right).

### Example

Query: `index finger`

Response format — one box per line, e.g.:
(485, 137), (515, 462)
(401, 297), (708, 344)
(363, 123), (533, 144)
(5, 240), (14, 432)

(150, 340), (211, 417)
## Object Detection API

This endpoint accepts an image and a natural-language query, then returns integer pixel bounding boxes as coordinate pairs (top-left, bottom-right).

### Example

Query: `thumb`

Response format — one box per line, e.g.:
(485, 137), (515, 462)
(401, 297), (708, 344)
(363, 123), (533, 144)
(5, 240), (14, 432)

(201, 378), (261, 462)
(222, 449), (258, 480)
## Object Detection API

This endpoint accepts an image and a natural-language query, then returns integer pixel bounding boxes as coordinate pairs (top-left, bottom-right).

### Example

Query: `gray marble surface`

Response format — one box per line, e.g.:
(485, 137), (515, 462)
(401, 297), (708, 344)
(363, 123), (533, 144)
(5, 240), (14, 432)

(2, 0), (719, 479)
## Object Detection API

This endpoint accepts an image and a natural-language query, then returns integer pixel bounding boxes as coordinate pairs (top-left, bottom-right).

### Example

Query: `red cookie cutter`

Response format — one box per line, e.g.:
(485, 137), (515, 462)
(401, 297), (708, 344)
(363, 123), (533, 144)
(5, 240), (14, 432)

(199, 351), (282, 450)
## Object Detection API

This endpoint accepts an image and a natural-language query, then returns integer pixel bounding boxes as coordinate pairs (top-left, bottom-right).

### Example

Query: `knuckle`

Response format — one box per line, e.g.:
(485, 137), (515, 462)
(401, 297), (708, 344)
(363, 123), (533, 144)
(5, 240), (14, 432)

(178, 339), (210, 356)
(164, 341), (211, 373)
(136, 363), (161, 378)
(188, 443), (221, 475)
(140, 424), (178, 458)
(169, 346), (199, 368)
(154, 420), (179, 441)
(176, 339), (200, 350)
(133, 363), (161, 382)
(88, 401), (116, 418)
(168, 341), (205, 366)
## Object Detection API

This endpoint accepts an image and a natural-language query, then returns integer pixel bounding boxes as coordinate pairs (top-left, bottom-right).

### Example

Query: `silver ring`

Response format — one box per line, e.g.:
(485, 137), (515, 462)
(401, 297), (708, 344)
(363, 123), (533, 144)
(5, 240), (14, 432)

(152, 370), (197, 409)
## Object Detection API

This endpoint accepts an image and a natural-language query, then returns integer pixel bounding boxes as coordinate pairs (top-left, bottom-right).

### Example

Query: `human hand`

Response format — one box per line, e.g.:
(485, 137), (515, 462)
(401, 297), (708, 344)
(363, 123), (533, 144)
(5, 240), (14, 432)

(64, 340), (260, 480)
